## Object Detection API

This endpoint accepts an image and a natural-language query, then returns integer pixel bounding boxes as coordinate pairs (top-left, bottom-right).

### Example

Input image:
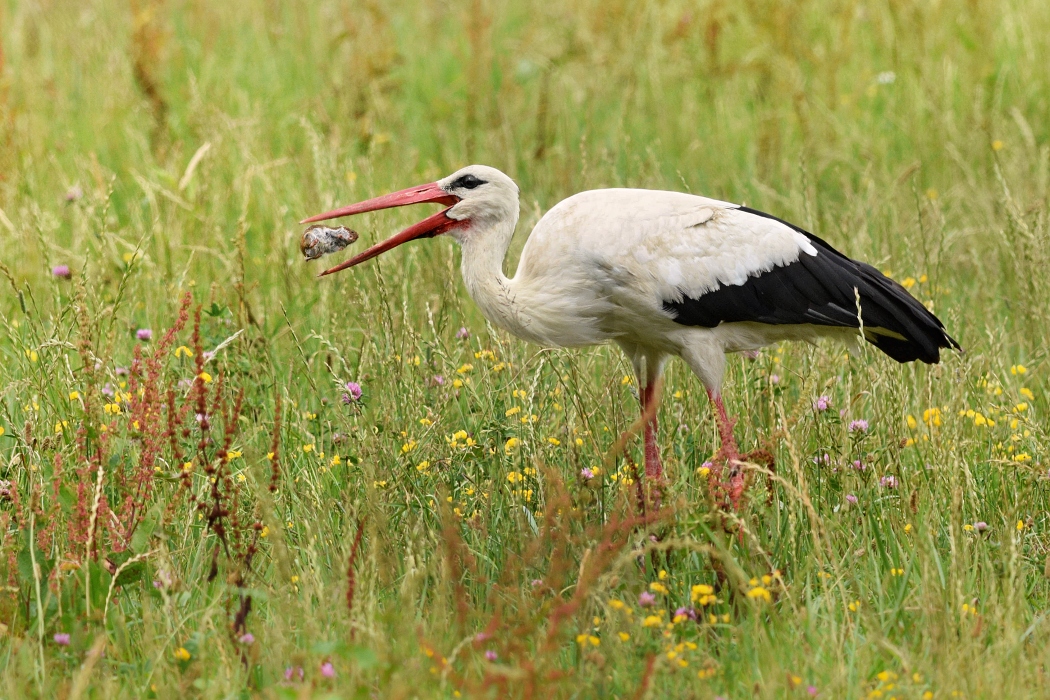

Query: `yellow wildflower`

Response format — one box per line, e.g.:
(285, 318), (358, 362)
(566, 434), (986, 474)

(922, 408), (942, 426)
(303, 444), (314, 453)
(175, 346), (194, 358)
(68, 391), (80, 400)
(1019, 387), (1034, 401)
(641, 615), (662, 627)
(1017, 519), (1025, 531)
(618, 632), (630, 642)
(746, 586), (771, 602)
(174, 647), (191, 661)
(649, 582), (668, 594)
(456, 363), (473, 374)
(505, 406), (521, 417)
(416, 460), (430, 473)
(621, 375), (633, 386)
(906, 415), (917, 429)
(547, 437), (561, 446)
(198, 371), (212, 384)
(1010, 364), (1027, 375)
(226, 449), (242, 459)
(504, 437), (520, 453)
(401, 440), (417, 453)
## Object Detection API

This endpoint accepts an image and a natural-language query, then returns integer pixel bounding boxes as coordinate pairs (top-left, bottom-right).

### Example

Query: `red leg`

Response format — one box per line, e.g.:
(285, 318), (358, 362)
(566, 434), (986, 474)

(706, 390), (747, 509)
(640, 381), (663, 480)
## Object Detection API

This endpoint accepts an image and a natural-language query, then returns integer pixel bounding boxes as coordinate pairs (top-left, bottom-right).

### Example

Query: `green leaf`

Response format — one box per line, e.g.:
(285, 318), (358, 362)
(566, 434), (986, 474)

(311, 640), (342, 655)
(348, 645), (378, 669)
(130, 500), (165, 554)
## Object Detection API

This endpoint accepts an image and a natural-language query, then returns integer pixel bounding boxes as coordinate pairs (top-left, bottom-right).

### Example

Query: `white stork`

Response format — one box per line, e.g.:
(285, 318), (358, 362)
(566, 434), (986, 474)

(302, 165), (958, 509)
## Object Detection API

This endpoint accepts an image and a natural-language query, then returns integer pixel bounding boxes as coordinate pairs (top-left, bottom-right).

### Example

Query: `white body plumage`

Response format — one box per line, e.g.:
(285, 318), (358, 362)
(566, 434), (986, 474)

(451, 176), (849, 392)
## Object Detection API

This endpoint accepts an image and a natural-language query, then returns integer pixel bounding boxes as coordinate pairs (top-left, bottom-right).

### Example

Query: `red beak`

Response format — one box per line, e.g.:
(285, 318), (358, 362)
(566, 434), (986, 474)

(300, 182), (466, 277)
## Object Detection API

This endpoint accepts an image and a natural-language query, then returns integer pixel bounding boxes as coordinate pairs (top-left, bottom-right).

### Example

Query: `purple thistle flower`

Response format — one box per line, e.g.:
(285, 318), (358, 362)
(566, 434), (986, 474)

(639, 591), (656, 607)
(432, 375), (445, 386)
(770, 374), (781, 385)
(52, 265), (71, 279)
(53, 633), (71, 646)
(320, 661), (335, 678)
(475, 632), (491, 642)
(456, 327), (470, 339)
(485, 650), (498, 661)
(285, 666), (304, 681)
(851, 460), (866, 471)
(530, 579), (544, 588)
(807, 686), (819, 697)
(848, 419), (869, 433)
(344, 381), (362, 401)
(101, 383), (115, 398)
(975, 521), (988, 532)
(846, 494), (858, 504)
(115, 366), (129, 376)
(674, 606), (698, 621)
(238, 633), (254, 645)
(814, 396), (831, 411)
(580, 468), (594, 479)
(880, 475), (898, 489)
(136, 328), (153, 341)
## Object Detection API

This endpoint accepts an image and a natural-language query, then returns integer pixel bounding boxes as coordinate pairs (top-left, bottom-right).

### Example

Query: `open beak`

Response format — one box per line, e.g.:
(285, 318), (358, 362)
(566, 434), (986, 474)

(300, 182), (465, 277)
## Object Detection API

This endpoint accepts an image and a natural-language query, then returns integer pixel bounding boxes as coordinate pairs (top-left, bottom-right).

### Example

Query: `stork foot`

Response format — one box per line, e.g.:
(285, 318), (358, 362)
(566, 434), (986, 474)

(706, 447), (775, 511)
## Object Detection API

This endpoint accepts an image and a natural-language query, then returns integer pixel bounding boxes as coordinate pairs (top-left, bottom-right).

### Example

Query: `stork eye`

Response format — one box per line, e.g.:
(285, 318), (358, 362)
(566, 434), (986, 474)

(451, 174), (486, 190)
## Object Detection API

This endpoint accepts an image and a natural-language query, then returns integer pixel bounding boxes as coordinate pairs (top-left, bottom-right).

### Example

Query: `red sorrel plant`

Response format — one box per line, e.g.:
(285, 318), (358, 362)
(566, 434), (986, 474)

(0, 291), (281, 649)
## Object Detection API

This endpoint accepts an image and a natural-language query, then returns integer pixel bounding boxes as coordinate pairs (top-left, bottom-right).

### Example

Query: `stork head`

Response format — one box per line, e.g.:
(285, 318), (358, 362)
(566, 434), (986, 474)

(301, 164), (519, 277)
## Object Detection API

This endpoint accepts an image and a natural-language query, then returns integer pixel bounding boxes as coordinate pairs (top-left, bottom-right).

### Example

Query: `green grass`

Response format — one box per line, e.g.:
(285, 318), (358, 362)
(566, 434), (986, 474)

(1, 0), (1049, 697)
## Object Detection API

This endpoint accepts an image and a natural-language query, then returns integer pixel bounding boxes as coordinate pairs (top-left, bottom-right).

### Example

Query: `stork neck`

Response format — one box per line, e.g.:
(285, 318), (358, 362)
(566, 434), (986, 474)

(458, 216), (523, 334)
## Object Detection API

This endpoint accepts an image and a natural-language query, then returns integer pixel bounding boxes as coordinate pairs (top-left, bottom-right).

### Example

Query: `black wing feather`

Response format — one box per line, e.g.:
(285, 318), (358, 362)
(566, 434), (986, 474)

(662, 206), (960, 364)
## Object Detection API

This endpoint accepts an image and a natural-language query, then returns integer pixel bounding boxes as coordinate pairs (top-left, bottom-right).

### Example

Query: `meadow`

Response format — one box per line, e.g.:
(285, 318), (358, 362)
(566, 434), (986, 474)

(1, 0), (1049, 697)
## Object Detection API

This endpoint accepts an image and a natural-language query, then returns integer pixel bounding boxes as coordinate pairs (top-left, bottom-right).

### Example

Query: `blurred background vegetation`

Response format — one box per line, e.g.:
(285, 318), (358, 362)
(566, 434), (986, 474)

(1, 0), (1049, 697)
